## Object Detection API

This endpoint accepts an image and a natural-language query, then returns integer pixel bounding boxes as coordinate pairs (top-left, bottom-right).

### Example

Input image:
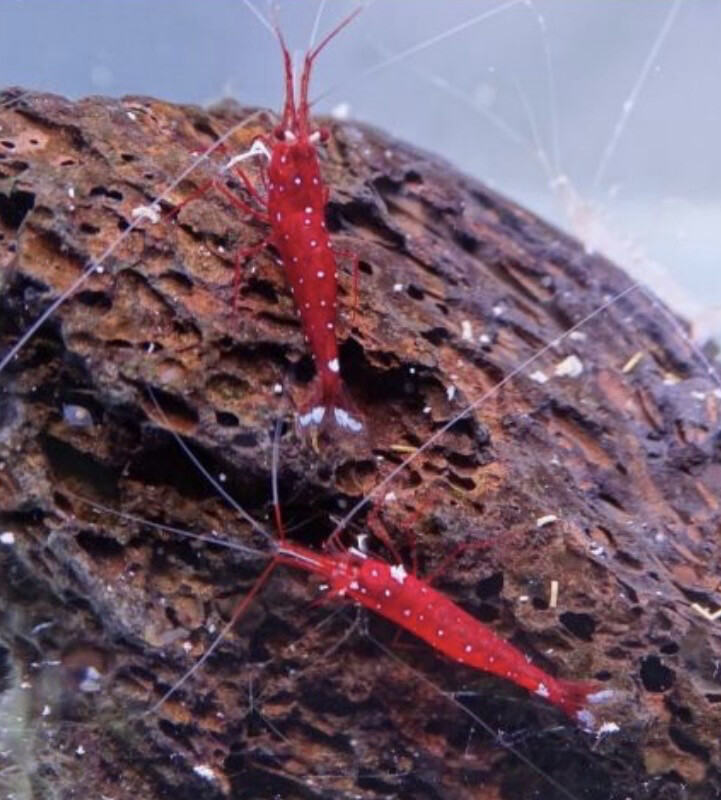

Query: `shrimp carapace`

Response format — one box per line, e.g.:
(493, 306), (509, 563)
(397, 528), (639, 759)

(264, 9), (365, 437)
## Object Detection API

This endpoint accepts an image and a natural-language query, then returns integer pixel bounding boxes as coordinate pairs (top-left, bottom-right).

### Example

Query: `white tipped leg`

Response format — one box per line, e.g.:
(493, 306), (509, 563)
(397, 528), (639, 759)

(224, 139), (271, 171)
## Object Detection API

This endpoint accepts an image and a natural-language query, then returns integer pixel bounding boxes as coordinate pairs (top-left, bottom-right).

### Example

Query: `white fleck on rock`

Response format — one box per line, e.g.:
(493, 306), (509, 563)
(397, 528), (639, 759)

(79, 666), (103, 693)
(131, 203), (161, 224)
(384, 492), (397, 503)
(461, 320), (473, 340)
(478, 333), (492, 346)
(193, 764), (216, 782)
(42, 704), (51, 716)
(0, 532), (15, 545)
(529, 370), (549, 384)
(568, 331), (587, 341)
(554, 354), (584, 378)
(596, 721), (620, 737)
(75, 744), (86, 756)
(536, 514), (558, 528)
(273, 383), (283, 395)
(393, 282), (404, 292)
(446, 385), (456, 402)
(492, 303), (505, 317)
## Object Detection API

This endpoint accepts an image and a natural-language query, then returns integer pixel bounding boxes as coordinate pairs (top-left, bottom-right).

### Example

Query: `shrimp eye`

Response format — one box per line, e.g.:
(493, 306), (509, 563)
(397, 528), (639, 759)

(274, 126), (285, 141)
(319, 127), (330, 142)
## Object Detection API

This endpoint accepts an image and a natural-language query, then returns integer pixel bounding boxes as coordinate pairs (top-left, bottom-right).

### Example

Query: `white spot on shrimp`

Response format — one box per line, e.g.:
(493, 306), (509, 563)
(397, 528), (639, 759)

(326, 322), (333, 330)
(536, 683), (550, 698)
(327, 358), (340, 373)
(371, 569), (379, 577)
(464, 644), (472, 653)
(275, 211), (282, 221)
(437, 629), (444, 637)
(349, 581), (359, 590)
(312, 176), (319, 185)
(403, 609), (411, 617)
(384, 589), (391, 597)
(317, 270), (324, 278)
(305, 206), (313, 214)
(390, 564), (408, 585)
(294, 176), (301, 185)
(280, 155), (287, 164)
(304, 218), (311, 225)
(310, 240), (318, 248)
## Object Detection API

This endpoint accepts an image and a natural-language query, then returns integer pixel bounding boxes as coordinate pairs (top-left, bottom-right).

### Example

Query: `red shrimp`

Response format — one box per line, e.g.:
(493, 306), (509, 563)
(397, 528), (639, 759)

(229, 10), (365, 436)
(270, 540), (610, 727)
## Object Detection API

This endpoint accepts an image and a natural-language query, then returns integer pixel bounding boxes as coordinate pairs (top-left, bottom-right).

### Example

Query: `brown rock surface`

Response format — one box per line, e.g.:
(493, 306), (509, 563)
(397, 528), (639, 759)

(1, 88), (720, 800)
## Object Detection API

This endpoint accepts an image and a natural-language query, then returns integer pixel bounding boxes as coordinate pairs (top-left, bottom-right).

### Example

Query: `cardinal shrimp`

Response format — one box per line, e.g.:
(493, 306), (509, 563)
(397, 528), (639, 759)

(1, 2), (720, 800)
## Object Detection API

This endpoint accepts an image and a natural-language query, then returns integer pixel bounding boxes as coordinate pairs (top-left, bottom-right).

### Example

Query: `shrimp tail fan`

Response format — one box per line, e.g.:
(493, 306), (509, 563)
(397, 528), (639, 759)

(555, 680), (617, 730)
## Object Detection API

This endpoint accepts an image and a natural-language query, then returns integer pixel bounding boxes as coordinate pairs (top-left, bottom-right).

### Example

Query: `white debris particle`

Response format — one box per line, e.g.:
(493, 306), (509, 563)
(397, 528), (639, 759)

(568, 331), (587, 341)
(549, 579), (559, 609)
(384, 492), (397, 503)
(518, 595), (529, 603)
(218, 473), (227, 483)
(596, 722), (620, 737)
(446, 385), (456, 401)
(492, 303), (505, 317)
(478, 333), (492, 345)
(126, 110), (137, 121)
(621, 351), (644, 373)
(393, 282), (404, 292)
(536, 514), (558, 528)
(79, 666), (103, 693)
(67, 186), (75, 199)
(273, 383), (283, 395)
(529, 370), (549, 385)
(691, 391), (707, 401)
(75, 744), (86, 756)
(330, 102), (351, 120)
(0, 532), (15, 545)
(182, 641), (193, 652)
(589, 543), (606, 557)
(131, 203), (161, 224)
(423, 406), (431, 415)
(461, 319), (473, 340)
(554, 354), (584, 378)
(42, 704), (51, 717)
(193, 764), (216, 782)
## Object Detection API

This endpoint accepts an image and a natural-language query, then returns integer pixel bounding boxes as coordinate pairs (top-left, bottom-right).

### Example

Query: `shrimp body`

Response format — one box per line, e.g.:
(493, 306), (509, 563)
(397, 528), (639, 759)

(279, 544), (605, 725)
(267, 140), (359, 432)
(261, 11), (364, 435)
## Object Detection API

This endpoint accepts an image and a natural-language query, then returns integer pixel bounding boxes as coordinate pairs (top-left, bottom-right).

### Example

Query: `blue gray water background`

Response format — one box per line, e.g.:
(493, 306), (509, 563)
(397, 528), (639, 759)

(1, 0), (718, 334)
